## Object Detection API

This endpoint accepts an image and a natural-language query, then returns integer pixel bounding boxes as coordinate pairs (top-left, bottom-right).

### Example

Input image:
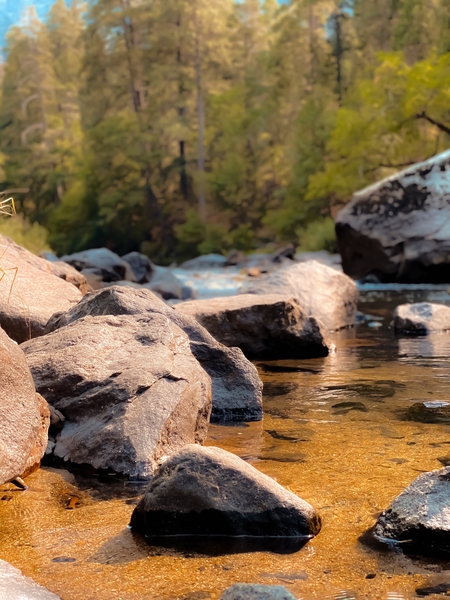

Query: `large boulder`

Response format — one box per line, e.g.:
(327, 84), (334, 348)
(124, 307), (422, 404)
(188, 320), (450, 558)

(45, 287), (263, 423)
(175, 294), (330, 359)
(22, 314), (212, 479)
(0, 327), (48, 485)
(335, 150), (450, 283)
(374, 466), (450, 553)
(239, 261), (358, 331)
(0, 560), (60, 600)
(393, 302), (450, 334)
(130, 445), (321, 537)
(0, 236), (82, 343)
(122, 251), (154, 283)
(60, 248), (136, 282)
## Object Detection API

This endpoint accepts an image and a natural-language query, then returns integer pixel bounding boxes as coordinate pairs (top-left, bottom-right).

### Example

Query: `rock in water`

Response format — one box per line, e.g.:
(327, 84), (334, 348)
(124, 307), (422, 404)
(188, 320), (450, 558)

(375, 466), (450, 553)
(22, 314), (212, 479)
(0, 327), (48, 485)
(0, 560), (60, 600)
(143, 268), (183, 300)
(122, 251), (154, 283)
(130, 445), (321, 537)
(0, 236), (83, 343)
(175, 294), (330, 359)
(220, 585), (296, 600)
(335, 150), (450, 283)
(393, 302), (450, 333)
(45, 287), (262, 423)
(60, 248), (136, 282)
(239, 261), (358, 331)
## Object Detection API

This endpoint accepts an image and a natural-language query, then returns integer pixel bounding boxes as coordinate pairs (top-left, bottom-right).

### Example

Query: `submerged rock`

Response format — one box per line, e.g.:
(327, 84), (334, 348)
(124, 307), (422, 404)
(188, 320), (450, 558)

(175, 294), (330, 359)
(130, 444), (321, 537)
(375, 466), (450, 553)
(335, 150), (450, 283)
(0, 327), (48, 485)
(220, 584), (296, 600)
(0, 235), (82, 343)
(239, 261), (358, 331)
(0, 560), (60, 599)
(404, 402), (450, 424)
(61, 248), (136, 283)
(22, 314), (212, 479)
(45, 287), (262, 423)
(393, 302), (450, 334)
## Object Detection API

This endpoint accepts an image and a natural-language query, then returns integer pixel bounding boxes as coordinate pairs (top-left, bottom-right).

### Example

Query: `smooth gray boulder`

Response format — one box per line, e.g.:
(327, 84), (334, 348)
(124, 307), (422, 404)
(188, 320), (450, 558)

(335, 150), (450, 283)
(0, 327), (47, 485)
(175, 294), (330, 359)
(0, 560), (60, 600)
(240, 261), (358, 331)
(60, 248), (136, 282)
(393, 302), (450, 333)
(220, 585), (296, 600)
(44, 287), (262, 422)
(130, 444), (321, 537)
(22, 314), (212, 479)
(0, 235), (82, 343)
(122, 251), (154, 283)
(143, 268), (183, 300)
(375, 466), (450, 553)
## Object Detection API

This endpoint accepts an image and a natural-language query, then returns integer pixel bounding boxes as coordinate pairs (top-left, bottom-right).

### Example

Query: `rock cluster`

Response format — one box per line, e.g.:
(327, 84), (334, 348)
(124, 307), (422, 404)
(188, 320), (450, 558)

(393, 302), (450, 333)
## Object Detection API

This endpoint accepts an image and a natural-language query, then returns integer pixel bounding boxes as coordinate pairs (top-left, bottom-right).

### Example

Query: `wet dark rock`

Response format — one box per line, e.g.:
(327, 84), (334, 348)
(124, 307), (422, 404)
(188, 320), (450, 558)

(272, 243), (295, 263)
(393, 302), (450, 334)
(175, 295), (330, 359)
(181, 254), (227, 269)
(263, 383), (299, 397)
(240, 261), (358, 331)
(143, 269), (183, 300)
(44, 287), (262, 423)
(22, 313), (212, 479)
(0, 327), (48, 485)
(266, 427), (313, 442)
(0, 235), (83, 343)
(122, 252), (154, 283)
(258, 364), (319, 374)
(404, 402), (450, 424)
(220, 584), (296, 600)
(0, 559), (60, 599)
(130, 444), (321, 538)
(375, 466), (450, 554)
(416, 583), (450, 596)
(335, 150), (450, 283)
(437, 456), (450, 467)
(61, 248), (136, 283)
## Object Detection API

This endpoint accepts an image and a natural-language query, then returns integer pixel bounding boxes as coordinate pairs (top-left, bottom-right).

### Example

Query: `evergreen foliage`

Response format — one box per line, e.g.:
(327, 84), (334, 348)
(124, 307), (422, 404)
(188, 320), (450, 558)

(1, 0), (449, 261)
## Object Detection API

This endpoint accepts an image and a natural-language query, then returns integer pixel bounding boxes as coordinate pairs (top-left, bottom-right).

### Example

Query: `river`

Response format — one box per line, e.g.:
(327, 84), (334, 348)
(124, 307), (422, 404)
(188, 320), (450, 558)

(1, 286), (450, 599)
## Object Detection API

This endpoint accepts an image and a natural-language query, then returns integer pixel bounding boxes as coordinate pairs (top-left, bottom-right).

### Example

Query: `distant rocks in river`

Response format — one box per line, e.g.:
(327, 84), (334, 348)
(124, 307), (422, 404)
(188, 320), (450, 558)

(0, 560), (60, 599)
(0, 327), (49, 486)
(44, 286), (263, 423)
(220, 584), (296, 600)
(393, 302), (450, 334)
(122, 251), (154, 283)
(0, 235), (82, 343)
(239, 261), (358, 331)
(175, 294), (330, 359)
(61, 247), (136, 283)
(130, 444), (321, 538)
(22, 313), (212, 479)
(375, 466), (450, 554)
(336, 150), (450, 283)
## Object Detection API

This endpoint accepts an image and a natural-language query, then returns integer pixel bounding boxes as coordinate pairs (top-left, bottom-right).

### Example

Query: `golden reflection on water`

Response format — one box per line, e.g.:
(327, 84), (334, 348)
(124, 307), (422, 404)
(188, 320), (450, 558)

(2, 309), (450, 598)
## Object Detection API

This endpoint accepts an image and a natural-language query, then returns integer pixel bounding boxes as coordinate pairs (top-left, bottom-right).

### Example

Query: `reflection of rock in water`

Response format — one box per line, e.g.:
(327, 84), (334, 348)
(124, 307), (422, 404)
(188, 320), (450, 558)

(398, 334), (450, 361)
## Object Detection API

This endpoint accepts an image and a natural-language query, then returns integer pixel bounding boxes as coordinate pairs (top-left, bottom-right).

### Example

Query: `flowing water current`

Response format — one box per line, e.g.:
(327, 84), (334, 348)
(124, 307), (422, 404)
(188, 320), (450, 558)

(2, 287), (450, 599)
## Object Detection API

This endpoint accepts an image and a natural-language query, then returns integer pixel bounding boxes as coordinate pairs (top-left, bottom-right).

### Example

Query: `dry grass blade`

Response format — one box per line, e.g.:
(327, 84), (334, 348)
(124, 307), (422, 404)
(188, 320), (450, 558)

(0, 197), (16, 217)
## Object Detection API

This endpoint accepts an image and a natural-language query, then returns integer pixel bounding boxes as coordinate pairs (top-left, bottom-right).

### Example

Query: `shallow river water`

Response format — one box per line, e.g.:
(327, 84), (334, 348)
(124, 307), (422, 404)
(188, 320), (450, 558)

(2, 288), (450, 600)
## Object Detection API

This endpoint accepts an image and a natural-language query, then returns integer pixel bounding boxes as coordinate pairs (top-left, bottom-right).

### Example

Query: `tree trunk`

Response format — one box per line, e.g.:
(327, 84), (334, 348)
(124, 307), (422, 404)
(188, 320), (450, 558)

(194, 7), (206, 222)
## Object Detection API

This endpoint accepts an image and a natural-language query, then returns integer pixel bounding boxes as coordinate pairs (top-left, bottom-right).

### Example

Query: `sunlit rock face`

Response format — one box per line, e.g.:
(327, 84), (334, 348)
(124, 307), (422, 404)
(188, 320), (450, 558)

(336, 150), (450, 283)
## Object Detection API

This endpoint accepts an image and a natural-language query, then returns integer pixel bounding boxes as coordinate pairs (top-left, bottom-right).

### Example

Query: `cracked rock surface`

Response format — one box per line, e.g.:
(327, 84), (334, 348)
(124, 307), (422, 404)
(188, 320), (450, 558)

(22, 313), (212, 479)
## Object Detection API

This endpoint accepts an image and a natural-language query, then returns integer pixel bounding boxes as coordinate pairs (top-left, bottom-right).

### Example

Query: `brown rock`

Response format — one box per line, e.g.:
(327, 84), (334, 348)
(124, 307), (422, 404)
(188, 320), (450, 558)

(0, 327), (47, 485)
(23, 314), (212, 479)
(0, 235), (82, 343)
(175, 294), (330, 359)
(20, 394), (50, 478)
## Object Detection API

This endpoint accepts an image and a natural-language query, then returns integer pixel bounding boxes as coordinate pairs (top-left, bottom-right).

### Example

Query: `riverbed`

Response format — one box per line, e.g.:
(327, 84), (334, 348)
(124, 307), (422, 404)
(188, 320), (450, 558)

(2, 287), (450, 599)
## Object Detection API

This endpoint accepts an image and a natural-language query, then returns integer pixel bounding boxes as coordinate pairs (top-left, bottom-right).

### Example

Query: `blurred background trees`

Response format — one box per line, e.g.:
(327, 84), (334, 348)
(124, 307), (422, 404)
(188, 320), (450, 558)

(1, 0), (450, 262)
